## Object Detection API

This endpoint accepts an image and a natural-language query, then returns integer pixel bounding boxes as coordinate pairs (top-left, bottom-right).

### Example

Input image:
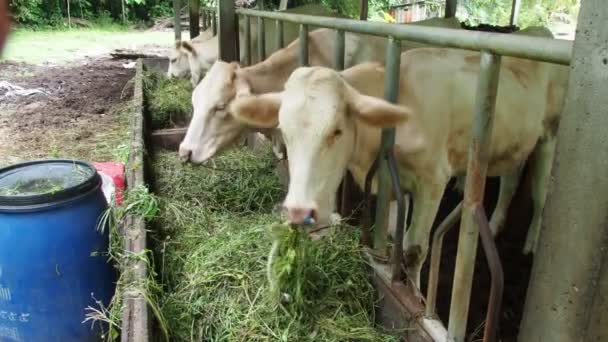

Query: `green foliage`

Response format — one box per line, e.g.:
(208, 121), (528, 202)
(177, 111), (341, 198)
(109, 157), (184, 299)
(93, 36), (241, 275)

(461, 0), (580, 27)
(8, 0), (175, 27)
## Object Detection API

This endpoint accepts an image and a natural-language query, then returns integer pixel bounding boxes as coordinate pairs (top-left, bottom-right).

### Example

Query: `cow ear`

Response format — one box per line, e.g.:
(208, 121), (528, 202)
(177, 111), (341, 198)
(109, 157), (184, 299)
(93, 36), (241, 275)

(230, 92), (282, 128)
(234, 72), (251, 98)
(346, 85), (411, 128)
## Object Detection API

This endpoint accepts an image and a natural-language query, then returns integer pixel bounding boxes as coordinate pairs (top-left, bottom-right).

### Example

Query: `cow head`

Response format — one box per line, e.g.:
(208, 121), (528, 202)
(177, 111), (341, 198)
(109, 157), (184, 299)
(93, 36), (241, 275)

(179, 61), (252, 163)
(230, 66), (411, 225)
(167, 41), (194, 78)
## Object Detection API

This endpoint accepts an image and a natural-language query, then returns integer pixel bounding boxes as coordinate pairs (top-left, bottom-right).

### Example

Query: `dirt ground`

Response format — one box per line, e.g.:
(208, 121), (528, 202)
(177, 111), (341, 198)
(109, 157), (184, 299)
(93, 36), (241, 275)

(1, 57), (140, 167)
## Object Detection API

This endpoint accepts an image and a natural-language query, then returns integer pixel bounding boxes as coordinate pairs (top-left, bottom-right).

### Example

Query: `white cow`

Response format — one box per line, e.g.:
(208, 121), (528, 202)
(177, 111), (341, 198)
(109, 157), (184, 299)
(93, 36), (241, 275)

(229, 48), (568, 287)
(178, 17), (462, 163)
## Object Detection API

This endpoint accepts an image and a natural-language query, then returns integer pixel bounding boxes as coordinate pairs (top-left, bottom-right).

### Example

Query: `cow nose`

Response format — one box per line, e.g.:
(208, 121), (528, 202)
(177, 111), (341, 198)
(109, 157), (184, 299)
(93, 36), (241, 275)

(284, 206), (317, 225)
(178, 145), (192, 163)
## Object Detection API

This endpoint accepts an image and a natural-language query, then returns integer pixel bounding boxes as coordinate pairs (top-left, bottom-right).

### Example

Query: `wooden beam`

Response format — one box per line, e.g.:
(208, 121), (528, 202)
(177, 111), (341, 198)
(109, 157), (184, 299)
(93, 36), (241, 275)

(445, 0), (457, 18)
(173, 0), (181, 40)
(359, 0), (369, 20)
(189, 0), (200, 38)
(218, 0), (238, 61)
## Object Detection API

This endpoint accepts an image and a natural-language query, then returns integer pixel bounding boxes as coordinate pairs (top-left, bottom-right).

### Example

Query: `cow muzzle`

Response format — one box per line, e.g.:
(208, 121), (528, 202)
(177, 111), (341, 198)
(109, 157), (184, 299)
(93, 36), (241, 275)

(284, 205), (317, 226)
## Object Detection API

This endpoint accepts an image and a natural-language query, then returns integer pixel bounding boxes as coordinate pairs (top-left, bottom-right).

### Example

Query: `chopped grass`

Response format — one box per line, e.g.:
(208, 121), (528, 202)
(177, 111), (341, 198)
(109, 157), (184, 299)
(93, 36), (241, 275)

(150, 146), (398, 342)
(143, 70), (193, 130)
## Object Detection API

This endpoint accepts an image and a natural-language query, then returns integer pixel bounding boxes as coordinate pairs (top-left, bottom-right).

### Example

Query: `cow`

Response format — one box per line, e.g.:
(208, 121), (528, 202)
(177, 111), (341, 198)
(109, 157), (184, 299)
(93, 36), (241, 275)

(166, 4), (346, 86)
(228, 48), (569, 288)
(177, 16), (462, 163)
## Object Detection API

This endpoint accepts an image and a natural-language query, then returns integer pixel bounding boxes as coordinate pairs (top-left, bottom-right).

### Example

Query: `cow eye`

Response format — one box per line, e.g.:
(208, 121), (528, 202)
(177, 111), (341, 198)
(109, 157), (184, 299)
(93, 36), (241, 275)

(170, 58), (177, 63)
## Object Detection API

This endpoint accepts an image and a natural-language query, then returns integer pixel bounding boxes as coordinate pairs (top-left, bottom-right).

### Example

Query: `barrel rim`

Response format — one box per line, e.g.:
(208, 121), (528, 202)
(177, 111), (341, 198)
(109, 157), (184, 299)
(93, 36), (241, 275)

(0, 159), (102, 208)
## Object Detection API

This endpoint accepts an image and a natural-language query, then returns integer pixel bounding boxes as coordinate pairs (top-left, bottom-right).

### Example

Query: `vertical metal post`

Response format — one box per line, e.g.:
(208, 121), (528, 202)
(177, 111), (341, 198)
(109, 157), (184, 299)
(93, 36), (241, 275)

(275, 20), (284, 50)
(298, 24), (308, 66)
(189, 0), (200, 39)
(244, 15), (251, 65)
(373, 37), (401, 256)
(212, 11), (217, 36)
(445, 0), (457, 18)
(257, 17), (266, 62)
(333, 30), (345, 76)
(205, 9), (211, 28)
(447, 51), (501, 342)
(509, 0), (521, 26)
(520, 0), (608, 339)
(202, 10), (207, 30)
(173, 0), (182, 41)
(218, 1), (238, 62)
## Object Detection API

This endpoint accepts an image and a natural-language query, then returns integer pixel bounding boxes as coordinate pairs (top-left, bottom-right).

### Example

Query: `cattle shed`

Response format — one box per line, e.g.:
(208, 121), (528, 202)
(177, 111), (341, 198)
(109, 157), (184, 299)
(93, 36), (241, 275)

(118, 0), (607, 341)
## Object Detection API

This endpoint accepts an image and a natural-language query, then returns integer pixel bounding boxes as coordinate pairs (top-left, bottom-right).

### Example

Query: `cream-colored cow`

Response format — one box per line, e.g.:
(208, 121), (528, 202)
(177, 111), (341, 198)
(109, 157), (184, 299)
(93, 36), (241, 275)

(178, 17), (462, 163)
(229, 48), (568, 287)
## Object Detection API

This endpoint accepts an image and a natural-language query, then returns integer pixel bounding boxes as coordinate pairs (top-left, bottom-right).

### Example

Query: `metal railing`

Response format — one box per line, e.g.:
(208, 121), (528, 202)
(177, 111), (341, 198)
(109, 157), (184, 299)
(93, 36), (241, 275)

(225, 7), (572, 342)
(201, 7), (217, 36)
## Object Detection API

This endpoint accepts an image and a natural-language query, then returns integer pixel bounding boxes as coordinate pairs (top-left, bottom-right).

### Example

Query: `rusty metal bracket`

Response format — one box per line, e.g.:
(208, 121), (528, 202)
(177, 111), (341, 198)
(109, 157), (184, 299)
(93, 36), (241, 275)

(474, 205), (504, 342)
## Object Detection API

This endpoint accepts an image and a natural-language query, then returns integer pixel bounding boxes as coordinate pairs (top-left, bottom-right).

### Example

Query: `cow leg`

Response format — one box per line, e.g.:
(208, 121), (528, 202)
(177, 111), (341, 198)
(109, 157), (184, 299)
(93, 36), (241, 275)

(489, 168), (523, 236)
(403, 182), (446, 289)
(524, 135), (557, 254)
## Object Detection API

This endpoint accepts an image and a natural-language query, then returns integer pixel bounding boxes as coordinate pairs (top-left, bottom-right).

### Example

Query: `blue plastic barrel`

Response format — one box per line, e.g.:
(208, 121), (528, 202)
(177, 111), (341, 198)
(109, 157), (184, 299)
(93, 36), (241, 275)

(0, 159), (117, 342)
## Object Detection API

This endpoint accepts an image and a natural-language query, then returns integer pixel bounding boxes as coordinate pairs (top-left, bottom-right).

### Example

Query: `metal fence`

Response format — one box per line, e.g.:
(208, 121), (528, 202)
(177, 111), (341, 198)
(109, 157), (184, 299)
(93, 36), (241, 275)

(209, 6), (572, 342)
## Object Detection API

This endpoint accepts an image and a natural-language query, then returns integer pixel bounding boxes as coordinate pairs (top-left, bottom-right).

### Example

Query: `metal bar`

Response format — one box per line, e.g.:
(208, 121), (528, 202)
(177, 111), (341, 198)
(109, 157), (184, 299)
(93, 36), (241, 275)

(445, 0), (457, 18)
(426, 201), (462, 316)
(510, 0), (521, 26)
(373, 37), (401, 257)
(173, 0), (182, 40)
(212, 11), (217, 36)
(276, 20), (284, 50)
(244, 15), (251, 65)
(257, 17), (266, 62)
(218, 0), (238, 62)
(473, 205), (504, 342)
(235, 8), (572, 65)
(333, 30), (345, 70)
(189, 0), (200, 38)
(387, 153), (406, 281)
(447, 51), (502, 342)
(201, 10), (207, 31)
(298, 24), (308, 66)
(363, 156), (380, 248)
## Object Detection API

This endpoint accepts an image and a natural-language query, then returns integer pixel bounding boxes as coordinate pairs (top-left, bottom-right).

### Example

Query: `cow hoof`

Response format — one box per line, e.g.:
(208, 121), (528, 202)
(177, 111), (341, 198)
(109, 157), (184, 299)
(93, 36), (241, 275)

(403, 245), (422, 268)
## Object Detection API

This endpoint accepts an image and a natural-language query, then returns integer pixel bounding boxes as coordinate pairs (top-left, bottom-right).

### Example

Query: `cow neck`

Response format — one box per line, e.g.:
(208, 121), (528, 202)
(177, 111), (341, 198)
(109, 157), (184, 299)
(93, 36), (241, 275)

(237, 45), (300, 95)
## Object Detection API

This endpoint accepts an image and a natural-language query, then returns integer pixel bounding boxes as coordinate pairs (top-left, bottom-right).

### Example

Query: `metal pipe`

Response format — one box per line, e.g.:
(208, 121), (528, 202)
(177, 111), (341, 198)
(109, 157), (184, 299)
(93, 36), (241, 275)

(173, 0), (182, 40)
(510, 0), (521, 26)
(426, 201), (463, 316)
(363, 156), (380, 248)
(244, 15), (251, 66)
(333, 30), (345, 70)
(218, 0), (237, 62)
(387, 153), (406, 281)
(276, 20), (284, 50)
(474, 205), (504, 342)
(235, 8), (572, 65)
(257, 17), (265, 62)
(447, 51), (502, 342)
(359, 0), (369, 20)
(298, 24), (308, 66)
(212, 12), (217, 36)
(373, 37), (401, 257)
